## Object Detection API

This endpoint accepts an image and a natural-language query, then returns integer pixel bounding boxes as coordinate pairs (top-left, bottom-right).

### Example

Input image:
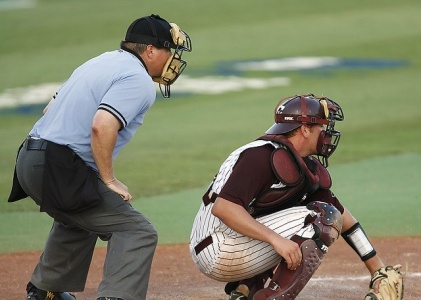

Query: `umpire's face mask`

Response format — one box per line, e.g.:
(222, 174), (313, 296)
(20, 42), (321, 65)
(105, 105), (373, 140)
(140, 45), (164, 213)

(153, 23), (192, 98)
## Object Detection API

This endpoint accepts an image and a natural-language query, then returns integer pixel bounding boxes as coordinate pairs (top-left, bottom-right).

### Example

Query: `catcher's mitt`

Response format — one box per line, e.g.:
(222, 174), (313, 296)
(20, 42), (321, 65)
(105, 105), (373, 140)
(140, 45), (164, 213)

(364, 265), (404, 300)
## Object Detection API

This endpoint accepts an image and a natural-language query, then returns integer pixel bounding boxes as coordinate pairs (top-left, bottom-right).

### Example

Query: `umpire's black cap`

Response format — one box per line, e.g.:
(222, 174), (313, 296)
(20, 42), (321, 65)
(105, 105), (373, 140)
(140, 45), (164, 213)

(124, 14), (177, 49)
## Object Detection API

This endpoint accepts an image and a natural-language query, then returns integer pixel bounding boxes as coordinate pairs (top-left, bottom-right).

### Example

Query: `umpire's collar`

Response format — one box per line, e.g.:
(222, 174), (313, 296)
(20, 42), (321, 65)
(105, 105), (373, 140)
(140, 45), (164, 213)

(120, 46), (148, 72)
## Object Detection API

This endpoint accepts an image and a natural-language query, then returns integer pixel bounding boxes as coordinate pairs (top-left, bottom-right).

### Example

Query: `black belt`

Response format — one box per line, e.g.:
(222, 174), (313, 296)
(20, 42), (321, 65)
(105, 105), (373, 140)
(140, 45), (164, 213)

(26, 137), (48, 151)
(194, 235), (213, 255)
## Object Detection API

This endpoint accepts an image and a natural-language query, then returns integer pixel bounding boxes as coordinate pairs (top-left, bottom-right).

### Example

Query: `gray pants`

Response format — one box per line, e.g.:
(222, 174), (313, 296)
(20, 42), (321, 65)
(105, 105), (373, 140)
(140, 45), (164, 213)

(16, 145), (158, 300)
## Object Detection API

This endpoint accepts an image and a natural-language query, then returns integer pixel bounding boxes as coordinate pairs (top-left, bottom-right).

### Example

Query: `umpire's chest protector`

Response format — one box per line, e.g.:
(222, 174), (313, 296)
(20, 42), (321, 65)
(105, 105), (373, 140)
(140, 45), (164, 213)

(248, 135), (331, 217)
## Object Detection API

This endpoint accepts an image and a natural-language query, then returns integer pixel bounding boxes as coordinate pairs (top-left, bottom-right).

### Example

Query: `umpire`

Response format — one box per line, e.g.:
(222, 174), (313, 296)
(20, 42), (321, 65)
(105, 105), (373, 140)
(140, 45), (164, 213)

(7, 14), (192, 300)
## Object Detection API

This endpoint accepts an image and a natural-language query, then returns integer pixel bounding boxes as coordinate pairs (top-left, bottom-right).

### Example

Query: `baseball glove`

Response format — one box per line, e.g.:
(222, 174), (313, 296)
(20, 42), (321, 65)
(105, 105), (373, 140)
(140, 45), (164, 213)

(364, 265), (404, 300)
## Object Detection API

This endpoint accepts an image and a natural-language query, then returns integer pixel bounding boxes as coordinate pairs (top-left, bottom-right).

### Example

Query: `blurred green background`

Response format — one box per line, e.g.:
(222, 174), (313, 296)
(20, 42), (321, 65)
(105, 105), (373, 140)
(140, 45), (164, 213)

(0, 0), (420, 253)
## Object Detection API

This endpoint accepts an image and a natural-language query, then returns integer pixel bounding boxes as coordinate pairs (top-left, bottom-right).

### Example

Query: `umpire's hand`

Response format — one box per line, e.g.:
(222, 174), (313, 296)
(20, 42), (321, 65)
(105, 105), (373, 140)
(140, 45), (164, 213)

(105, 178), (133, 201)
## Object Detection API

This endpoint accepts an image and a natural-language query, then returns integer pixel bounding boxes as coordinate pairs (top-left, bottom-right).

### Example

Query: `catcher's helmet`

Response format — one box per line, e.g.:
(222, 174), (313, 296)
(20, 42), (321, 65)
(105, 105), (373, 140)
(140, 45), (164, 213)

(266, 94), (344, 166)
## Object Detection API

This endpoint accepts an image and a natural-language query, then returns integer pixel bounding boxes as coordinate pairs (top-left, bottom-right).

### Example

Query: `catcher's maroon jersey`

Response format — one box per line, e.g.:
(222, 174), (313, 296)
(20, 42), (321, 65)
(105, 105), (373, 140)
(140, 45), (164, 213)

(190, 140), (343, 281)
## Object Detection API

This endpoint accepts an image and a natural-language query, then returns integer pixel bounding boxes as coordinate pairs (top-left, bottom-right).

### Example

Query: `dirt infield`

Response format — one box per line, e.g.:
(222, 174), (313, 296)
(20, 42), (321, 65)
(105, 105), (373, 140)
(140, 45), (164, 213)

(1, 237), (419, 299)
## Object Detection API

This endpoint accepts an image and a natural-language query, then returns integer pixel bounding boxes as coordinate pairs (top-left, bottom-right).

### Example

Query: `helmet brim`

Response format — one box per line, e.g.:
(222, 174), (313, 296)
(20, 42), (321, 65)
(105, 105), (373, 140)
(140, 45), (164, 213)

(265, 123), (301, 135)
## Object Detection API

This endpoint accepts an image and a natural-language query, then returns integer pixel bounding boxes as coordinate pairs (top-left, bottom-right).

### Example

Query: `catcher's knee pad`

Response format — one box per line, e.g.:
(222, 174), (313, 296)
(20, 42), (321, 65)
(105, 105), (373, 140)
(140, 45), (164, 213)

(252, 236), (324, 300)
(306, 201), (343, 250)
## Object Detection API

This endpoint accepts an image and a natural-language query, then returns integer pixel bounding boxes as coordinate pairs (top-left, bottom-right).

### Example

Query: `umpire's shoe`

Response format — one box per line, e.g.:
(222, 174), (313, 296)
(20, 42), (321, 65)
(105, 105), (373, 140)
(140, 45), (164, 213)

(26, 282), (76, 300)
(97, 298), (123, 300)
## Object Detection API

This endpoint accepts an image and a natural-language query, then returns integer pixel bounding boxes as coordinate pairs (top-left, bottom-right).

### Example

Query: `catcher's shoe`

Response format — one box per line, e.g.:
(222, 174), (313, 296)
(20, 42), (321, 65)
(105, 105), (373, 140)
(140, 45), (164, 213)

(97, 298), (123, 300)
(26, 282), (76, 300)
(228, 290), (247, 300)
(225, 281), (240, 295)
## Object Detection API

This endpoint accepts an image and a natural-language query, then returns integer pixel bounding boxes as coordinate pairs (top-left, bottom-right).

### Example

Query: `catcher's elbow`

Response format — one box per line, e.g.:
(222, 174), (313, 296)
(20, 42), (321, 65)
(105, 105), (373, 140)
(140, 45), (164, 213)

(211, 197), (234, 221)
(211, 199), (223, 218)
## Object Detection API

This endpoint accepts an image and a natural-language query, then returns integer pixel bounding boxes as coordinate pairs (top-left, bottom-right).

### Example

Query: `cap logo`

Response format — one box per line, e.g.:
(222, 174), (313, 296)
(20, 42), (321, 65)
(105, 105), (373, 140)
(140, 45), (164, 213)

(276, 104), (286, 114)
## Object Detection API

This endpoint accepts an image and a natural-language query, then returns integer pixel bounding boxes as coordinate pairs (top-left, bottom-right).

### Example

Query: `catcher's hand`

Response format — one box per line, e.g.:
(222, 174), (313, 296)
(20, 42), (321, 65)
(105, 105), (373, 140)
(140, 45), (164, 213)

(364, 265), (404, 300)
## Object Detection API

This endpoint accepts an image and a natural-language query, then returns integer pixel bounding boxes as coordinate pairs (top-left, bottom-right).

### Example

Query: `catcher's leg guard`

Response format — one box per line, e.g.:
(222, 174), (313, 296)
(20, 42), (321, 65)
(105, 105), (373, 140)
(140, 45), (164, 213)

(252, 236), (324, 300)
(252, 201), (343, 300)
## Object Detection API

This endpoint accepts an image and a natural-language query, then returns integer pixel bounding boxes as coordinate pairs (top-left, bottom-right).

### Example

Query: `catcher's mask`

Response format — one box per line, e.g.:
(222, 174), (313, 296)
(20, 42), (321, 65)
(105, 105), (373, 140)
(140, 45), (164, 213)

(266, 94), (344, 167)
(124, 14), (192, 98)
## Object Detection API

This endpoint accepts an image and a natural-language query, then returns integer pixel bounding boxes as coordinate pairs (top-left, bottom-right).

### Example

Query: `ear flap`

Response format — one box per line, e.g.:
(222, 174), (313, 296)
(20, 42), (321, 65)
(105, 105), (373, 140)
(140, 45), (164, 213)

(271, 148), (302, 185)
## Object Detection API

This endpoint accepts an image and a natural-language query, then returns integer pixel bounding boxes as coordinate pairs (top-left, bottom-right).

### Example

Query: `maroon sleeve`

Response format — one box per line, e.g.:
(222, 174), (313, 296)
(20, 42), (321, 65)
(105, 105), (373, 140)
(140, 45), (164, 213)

(218, 145), (277, 208)
(302, 188), (344, 214)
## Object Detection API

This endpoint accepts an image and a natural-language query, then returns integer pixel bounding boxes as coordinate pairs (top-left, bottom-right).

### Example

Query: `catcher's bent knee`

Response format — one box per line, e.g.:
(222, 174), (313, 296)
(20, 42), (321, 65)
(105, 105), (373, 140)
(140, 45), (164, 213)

(252, 202), (343, 300)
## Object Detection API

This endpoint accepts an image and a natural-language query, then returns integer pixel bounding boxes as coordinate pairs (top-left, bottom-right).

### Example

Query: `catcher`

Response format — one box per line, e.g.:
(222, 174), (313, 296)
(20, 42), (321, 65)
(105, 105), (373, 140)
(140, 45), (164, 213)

(189, 94), (404, 300)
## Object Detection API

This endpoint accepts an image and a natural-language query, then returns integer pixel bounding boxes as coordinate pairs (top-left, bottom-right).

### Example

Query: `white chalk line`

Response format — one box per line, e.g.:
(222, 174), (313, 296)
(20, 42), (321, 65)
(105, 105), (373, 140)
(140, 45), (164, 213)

(311, 272), (421, 282)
